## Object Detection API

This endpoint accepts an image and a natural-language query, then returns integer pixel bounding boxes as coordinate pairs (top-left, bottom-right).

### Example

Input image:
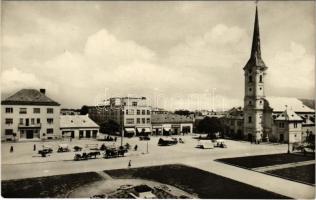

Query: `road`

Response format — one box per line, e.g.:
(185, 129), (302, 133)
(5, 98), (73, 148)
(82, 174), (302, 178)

(2, 136), (315, 199)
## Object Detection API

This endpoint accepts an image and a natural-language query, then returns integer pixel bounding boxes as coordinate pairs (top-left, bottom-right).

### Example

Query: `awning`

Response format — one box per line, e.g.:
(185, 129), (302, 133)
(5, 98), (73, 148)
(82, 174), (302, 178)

(125, 128), (135, 133)
(171, 124), (181, 128)
(136, 127), (151, 133)
(163, 127), (171, 131)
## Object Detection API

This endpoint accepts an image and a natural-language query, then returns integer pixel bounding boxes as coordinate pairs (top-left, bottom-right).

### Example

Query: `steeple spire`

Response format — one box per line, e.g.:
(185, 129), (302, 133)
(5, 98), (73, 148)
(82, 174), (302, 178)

(243, 5), (267, 70)
(251, 6), (261, 59)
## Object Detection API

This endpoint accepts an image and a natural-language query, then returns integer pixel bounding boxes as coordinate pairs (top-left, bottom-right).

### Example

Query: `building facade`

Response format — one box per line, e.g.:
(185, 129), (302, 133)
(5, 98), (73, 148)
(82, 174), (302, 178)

(1, 89), (61, 141)
(151, 113), (194, 136)
(60, 115), (99, 139)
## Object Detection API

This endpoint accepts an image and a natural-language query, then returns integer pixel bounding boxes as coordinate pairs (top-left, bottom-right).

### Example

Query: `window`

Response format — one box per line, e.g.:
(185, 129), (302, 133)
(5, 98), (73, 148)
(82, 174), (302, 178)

(31, 118), (35, 125)
(37, 118), (41, 124)
(146, 118), (150, 124)
(142, 110), (145, 115)
(33, 108), (40, 114)
(248, 116), (252, 123)
(47, 108), (54, 114)
(19, 108), (27, 114)
(248, 76), (252, 83)
(47, 118), (54, 124)
(5, 118), (13, 125)
(132, 102), (137, 106)
(147, 110), (150, 115)
(19, 118), (23, 125)
(126, 110), (129, 115)
(249, 87), (252, 92)
(259, 75), (263, 83)
(260, 87), (262, 90)
(137, 118), (140, 124)
(126, 118), (134, 124)
(248, 101), (252, 105)
(294, 123), (297, 128)
(79, 130), (84, 138)
(279, 122), (284, 128)
(142, 118), (146, 124)
(5, 107), (13, 113)
(5, 129), (13, 135)
(129, 109), (135, 115)
(137, 110), (140, 115)
(47, 128), (54, 134)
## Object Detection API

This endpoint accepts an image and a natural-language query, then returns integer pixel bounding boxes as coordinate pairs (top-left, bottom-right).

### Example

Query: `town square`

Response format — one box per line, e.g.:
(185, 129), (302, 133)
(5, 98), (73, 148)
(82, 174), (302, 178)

(1, 1), (315, 199)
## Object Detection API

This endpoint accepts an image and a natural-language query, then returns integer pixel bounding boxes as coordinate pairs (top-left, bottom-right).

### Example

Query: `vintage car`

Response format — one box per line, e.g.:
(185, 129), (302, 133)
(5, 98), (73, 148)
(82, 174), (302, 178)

(196, 140), (214, 149)
(73, 145), (83, 152)
(139, 136), (150, 141)
(57, 144), (70, 152)
(158, 138), (178, 146)
(38, 146), (53, 157)
(214, 139), (227, 148)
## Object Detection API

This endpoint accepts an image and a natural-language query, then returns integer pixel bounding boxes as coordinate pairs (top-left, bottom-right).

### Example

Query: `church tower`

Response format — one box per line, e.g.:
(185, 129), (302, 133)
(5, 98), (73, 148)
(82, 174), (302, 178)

(243, 6), (268, 142)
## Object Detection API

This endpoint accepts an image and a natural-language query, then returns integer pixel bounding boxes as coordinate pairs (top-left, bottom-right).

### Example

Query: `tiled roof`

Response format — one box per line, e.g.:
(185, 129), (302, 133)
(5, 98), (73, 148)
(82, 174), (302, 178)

(151, 113), (194, 124)
(265, 97), (314, 113)
(275, 109), (303, 121)
(1, 89), (60, 106)
(60, 115), (99, 129)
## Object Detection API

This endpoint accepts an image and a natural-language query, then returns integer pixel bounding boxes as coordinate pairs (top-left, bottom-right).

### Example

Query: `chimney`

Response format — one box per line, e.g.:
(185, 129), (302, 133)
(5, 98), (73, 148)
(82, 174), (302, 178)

(40, 89), (46, 95)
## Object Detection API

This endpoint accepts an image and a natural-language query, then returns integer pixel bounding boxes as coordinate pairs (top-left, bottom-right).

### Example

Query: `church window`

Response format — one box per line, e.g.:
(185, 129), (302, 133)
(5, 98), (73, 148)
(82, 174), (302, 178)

(248, 116), (252, 123)
(259, 75), (263, 83)
(260, 100), (262, 104)
(248, 76), (253, 83)
(260, 87), (262, 90)
(249, 88), (252, 92)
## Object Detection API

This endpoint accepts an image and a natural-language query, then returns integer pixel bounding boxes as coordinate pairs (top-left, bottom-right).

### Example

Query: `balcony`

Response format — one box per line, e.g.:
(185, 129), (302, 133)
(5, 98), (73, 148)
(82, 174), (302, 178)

(18, 123), (41, 128)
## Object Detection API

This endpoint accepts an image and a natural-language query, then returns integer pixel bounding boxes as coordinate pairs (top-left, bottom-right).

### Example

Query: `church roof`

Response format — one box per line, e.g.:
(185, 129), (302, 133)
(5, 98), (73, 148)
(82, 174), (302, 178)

(265, 97), (314, 113)
(244, 6), (267, 70)
(60, 115), (99, 129)
(275, 109), (303, 121)
(1, 89), (60, 106)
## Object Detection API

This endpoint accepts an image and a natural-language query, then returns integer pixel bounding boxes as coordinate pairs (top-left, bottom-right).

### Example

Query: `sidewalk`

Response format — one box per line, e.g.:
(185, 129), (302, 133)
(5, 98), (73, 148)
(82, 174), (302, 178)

(253, 160), (315, 172)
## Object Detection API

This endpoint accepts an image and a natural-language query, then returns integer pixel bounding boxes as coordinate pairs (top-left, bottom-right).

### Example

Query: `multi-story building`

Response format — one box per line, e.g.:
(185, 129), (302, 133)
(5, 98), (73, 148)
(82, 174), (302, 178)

(1, 89), (61, 141)
(88, 97), (152, 136)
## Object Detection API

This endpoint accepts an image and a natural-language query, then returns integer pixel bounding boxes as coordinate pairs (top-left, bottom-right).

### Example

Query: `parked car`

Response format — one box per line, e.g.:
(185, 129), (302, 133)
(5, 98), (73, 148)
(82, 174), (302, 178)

(158, 138), (178, 146)
(57, 144), (70, 152)
(103, 147), (126, 159)
(196, 140), (214, 149)
(214, 139), (227, 148)
(38, 146), (53, 157)
(74, 151), (101, 161)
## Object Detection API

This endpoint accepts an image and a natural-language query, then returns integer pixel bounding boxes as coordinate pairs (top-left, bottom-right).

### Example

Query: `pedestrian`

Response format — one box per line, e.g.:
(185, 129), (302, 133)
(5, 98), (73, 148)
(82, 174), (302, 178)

(114, 137), (117, 142)
(134, 145), (138, 151)
(128, 160), (131, 168)
(33, 144), (36, 151)
(10, 146), (13, 153)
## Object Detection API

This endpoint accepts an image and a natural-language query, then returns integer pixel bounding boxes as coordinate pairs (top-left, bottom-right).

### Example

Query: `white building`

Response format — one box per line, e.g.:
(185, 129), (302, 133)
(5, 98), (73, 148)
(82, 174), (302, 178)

(60, 115), (99, 139)
(1, 89), (61, 141)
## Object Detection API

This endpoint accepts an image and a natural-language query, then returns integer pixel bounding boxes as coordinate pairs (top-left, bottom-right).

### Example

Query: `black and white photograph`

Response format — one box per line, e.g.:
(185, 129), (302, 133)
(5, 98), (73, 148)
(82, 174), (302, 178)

(1, 0), (315, 199)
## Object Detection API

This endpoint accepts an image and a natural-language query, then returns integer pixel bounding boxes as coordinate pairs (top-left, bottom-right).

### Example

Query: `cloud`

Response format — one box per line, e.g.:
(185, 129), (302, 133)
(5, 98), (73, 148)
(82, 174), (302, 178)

(266, 42), (314, 92)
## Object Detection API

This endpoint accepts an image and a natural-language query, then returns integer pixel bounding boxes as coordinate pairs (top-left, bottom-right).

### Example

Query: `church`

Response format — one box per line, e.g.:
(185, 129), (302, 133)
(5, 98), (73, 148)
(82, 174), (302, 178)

(223, 6), (315, 144)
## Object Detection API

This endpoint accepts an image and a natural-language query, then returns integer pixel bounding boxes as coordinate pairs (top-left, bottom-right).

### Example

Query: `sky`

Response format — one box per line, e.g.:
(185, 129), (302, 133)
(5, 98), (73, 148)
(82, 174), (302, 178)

(1, 1), (315, 111)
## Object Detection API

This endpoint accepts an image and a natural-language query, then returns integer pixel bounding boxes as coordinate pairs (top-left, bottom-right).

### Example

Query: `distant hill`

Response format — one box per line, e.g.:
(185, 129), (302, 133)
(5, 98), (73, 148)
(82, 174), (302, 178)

(299, 99), (315, 109)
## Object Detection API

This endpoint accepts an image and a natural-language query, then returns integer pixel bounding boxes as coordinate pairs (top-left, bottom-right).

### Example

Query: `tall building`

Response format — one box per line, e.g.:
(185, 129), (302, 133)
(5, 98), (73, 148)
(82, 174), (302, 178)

(243, 6), (269, 142)
(88, 97), (152, 136)
(1, 89), (61, 141)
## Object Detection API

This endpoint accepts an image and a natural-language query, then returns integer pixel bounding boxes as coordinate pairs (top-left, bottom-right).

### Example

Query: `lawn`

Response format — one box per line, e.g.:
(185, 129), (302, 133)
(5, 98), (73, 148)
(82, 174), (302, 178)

(216, 153), (315, 169)
(1, 172), (103, 198)
(267, 164), (315, 185)
(105, 164), (289, 199)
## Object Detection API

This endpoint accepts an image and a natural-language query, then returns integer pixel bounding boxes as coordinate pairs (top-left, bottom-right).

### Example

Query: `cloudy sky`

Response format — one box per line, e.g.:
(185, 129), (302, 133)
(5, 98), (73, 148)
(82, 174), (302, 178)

(1, 1), (315, 110)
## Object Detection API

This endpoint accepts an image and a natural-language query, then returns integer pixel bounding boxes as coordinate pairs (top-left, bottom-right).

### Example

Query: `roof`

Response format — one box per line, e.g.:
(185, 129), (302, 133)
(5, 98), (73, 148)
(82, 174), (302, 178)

(60, 115), (99, 129)
(151, 113), (194, 124)
(275, 109), (303, 121)
(1, 89), (60, 106)
(265, 97), (314, 113)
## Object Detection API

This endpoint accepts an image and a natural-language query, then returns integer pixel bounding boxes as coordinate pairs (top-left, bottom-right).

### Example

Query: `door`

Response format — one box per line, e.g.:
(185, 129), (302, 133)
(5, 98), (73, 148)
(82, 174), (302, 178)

(280, 134), (284, 142)
(71, 131), (75, 138)
(26, 130), (33, 139)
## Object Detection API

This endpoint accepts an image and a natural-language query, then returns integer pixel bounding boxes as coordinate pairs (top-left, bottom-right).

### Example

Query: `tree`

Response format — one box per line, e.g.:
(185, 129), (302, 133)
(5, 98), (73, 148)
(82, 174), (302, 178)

(196, 116), (223, 138)
(100, 119), (120, 135)
(80, 105), (89, 115)
(174, 110), (192, 116)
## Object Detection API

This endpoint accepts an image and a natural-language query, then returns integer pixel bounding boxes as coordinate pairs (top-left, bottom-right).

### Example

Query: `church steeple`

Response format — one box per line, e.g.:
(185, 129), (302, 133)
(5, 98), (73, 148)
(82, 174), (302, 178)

(244, 5), (267, 70)
(251, 6), (261, 59)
